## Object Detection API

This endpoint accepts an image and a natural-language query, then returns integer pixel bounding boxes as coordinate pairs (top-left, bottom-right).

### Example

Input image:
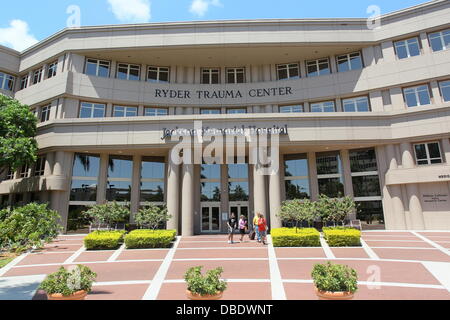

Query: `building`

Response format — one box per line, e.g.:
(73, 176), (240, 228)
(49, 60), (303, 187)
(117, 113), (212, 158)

(1, 0), (450, 234)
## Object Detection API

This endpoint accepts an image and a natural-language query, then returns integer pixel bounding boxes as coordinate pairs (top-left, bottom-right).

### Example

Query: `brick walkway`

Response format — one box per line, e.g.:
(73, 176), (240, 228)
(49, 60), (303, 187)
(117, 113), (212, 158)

(1, 231), (449, 300)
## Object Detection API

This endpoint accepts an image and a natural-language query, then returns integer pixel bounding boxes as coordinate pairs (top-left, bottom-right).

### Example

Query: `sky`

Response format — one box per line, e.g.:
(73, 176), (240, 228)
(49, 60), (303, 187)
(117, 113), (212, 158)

(0, 0), (432, 52)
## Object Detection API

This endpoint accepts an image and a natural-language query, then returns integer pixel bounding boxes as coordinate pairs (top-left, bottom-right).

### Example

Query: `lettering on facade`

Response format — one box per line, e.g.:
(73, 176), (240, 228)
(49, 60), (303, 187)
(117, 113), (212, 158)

(154, 87), (293, 100)
(438, 174), (450, 179)
(422, 194), (449, 203)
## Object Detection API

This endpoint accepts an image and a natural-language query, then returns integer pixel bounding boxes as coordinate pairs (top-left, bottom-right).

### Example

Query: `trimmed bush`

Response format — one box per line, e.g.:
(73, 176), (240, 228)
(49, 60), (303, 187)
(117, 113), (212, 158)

(312, 262), (358, 294)
(271, 228), (320, 247)
(84, 230), (126, 250)
(323, 227), (361, 247)
(124, 229), (177, 249)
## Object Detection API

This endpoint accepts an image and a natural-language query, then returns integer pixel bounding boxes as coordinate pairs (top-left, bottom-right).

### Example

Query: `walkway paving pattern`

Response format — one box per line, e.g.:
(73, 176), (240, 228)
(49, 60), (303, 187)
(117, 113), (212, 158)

(0, 231), (449, 300)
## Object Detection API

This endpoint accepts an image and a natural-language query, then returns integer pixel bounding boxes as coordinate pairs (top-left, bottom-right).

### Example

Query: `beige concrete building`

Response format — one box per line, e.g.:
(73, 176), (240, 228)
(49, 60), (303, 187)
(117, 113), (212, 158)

(1, 0), (450, 234)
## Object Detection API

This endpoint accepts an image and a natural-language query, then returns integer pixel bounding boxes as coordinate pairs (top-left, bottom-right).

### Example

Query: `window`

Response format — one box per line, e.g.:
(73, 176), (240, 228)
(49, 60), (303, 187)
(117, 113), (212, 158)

(140, 157), (165, 203)
(0, 71), (15, 91)
(70, 154), (100, 202)
(306, 58), (331, 77)
(403, 85), (431, 107)
(107, 156), (133, 202)
(32, 68), (43, 84)
(337, 52), (363, 72)
(349, 148), (382, 200)
(6, 168), (15, 180)
(280, 105), (304, 113)
(144, 107), (168, 116)
(414, 142), (443, 165)
(79, 102), (106, 118)
(226, 68), (245, 84)
(20, 75), (29, 90)
(113, 106), (138, 117)
(40, 105), (51, 123)
(147, 66), (169, 83)
(47, 61), (58, 79)
(202, 68), (220, 84)
(316, 152), (344, 198)
(428, 29), (450, 52)
(394, 37), (421, 59)
(227, 108), (247, 114)
(311, 101), (335, 113)
(228, 163), (249, 202)
(439, 80), (450, 102)
(85, 58), (110, 77)
(277, 63), (300, 80)
(201, 108), (221, 115)
(19, 164), (30, 178)
(201, 163), (221, 202)
(34, 156), (46, 177)
(117, 63), (140, 81)
(343, 97), (371, 112)
(284, 154), (310, 200)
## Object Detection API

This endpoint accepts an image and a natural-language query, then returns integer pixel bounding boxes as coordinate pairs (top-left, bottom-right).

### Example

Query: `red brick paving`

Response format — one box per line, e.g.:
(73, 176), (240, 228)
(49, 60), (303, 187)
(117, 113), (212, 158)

(331, 248), (370, 259)
(85, 261), (162, 282)
(174, 248), (268, 259)
(17, 253), (72, 266)
(275, 248), (326, 258)
(117, 249), (169, 261)
(364, 240), (433, 248)
(177, 241), (263, 248)
(75, 251), (114, 263)
(373, 248), (450, 262)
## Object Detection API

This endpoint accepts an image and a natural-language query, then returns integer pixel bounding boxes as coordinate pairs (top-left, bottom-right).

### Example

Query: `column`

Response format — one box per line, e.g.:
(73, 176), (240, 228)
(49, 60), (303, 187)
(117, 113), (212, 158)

(390, 87), (406, 110)
(430, 81), (443, 105)
(53, 151), (65, 176)
(381, 41), (396, 63)
(335, 98), (343, 112)
(400, 142), (415, 169)
(166, 153), (180, 232)
(362, 46), (375, 67)
(44, 152), (55, 176)
(181, 163), (195, 236)
(130, 155), (142, 223)
(269, 154), (282, 229)
(97, 154), (109, 204)
(251, 65), (260, 82)
(253, 162), (267, 219)
(442, 138), (450, 164)
(341, 150), (354, 198)
(308, 152), (319, 201)
(369, 91), (384, 112)
(419, 32), (431, 54)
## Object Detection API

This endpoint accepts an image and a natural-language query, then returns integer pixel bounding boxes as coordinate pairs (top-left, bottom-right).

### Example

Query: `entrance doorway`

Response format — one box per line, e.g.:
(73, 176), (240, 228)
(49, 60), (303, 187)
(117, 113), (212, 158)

(201, 202), (221, 233)
(229, 202), (249, 221)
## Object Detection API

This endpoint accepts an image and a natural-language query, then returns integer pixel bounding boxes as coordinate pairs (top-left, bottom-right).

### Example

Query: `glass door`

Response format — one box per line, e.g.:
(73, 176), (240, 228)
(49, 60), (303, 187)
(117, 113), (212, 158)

(229, 202), (249, 221)
(201, 203), (221, 233)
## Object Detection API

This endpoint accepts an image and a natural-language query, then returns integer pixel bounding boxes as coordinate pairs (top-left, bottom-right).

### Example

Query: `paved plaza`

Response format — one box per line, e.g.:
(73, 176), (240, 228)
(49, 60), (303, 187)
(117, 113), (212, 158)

(0, 231), (449, 300)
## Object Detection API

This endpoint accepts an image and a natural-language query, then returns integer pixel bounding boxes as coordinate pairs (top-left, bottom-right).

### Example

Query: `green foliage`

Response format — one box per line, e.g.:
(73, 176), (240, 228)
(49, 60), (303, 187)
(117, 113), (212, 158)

(124, 229), (177, 249)
(39, 265), (97, 296)
(315, 194), (336, 224)
(323, 227), (362, 247)
(83, 230), (126, 250)
(184, 266), (227, 296)
(0, 95), (38, 174)
(312, 262), (358, 293)
(134, 203), (172, 230)
(0, 203), (62, 253)
(316, 195), (356, 225)
(83, 202), (130, 229)
(271, 228), (321, 247)
(278, 199), (318, 230)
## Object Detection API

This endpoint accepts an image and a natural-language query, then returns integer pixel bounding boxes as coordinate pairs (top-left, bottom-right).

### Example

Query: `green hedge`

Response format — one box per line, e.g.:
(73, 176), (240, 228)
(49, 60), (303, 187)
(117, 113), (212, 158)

(84, 230), (126, 250)
(271, 228), (321, 247)
(124, 229), (177, 249)
(323, 227), (361, 247)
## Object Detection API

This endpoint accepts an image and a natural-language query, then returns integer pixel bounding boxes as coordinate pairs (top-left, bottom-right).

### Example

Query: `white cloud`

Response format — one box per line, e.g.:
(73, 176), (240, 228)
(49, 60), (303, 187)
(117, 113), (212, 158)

(0, 20), (38, 52)
(107, 0), (151, 23)
(189, 0), (223, 17)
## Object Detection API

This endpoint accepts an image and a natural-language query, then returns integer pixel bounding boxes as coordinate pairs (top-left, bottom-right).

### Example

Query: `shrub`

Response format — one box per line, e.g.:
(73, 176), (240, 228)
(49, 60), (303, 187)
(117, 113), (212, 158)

(278, 199), (318, 230)
(184, 266), (227, 296)
(312, 262), (358, 293)
(124, 229), (177, 249)
(40, 265), (97, 296)
(83, 202), (130, 230)
(323, 227), (361, 247)
(134, 203), (172, 230)
(84, 230), (126, 250)
(271, 228), (320, 247)
(0, 203), (62, 252)
(316, 195), (356, 226)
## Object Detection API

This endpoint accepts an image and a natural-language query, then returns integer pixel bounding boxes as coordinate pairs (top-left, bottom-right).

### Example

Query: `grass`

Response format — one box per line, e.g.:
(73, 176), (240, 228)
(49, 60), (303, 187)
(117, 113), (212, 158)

(0, 252), (17, 269)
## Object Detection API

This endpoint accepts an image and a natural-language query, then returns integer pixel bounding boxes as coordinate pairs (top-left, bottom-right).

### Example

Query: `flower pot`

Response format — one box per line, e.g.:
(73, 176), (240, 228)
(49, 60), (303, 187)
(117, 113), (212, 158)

(315, 287), (354, 300)
(47, 290), (88, 301)
(186, 290), (223, 300)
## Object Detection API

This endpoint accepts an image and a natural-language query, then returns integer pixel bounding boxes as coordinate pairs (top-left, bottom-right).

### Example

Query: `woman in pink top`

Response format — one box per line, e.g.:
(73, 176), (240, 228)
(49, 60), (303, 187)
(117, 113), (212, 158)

(238, 215), (248, 242)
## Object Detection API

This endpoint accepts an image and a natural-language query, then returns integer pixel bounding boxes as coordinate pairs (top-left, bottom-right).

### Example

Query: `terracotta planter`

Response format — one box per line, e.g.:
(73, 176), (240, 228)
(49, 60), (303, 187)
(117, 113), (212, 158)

(315, 287), (354, 300)
(47, 290), (88, 301)
(186, 290), (223, 300)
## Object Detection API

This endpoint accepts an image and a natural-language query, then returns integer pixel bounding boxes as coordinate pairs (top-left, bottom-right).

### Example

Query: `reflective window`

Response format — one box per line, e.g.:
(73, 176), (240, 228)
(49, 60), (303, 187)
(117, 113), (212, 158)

(107, 156), (133, 201)
(356, 201), (384, 226)
(71, 154), (100, 202)
(47, 61), (58, 79)
(306, 58), (331, 77)
(337, 52), (363, 72)
(394, 37), (421, 59)
(85, 59), (110, 78)
(34, 156), (46, 177)
(414, 142), (443, 165)
(113, 105), (138, 117)
(144, 107), (168, 116)
(72, 154), (101, 178)
(202, 68), (220, 84)
(350, 149), (378, 173)
(201, 163), (221, 180)
(117, 63), (140, 81)
(147, 66), (169, 83)
(67, 205), (92, 232)
(40, 105), (51, 123)
(284, 154), (310, 200)
(201, 108), (221, 115)
(70, 180), (98, 202)
(226, 68), (245, 84)
(0, 72), (15, 91)
(228, 163), (249, 201)
(439, 80), (450, 102)
(316, 152), (342, 175)
(428, 29), (450, 52)
(140, 157), (165, 203)
(227, 108), (247, 114)
(343, 97), (370, 112)
(229, 182), (249, 201)
(228, 163), (248, 179)
(277, 63), (300, 80)
(404, 85), (431, 107)
(79, 102), (105, 118)
(201, 182), (221, 202)
(19, 164), (30, 178)
(352, 176), (381, 197)
(316, 152), (344, 198)
(311, 101), (335, 113)
(280, 105), (303, 113)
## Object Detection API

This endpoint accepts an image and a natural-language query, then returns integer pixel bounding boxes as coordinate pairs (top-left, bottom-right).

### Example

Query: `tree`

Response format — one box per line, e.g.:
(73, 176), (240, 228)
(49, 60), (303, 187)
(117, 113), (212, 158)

(0, 95), (38, 175)
(331, 196), (356, 225)
(84, 202), (130, 230)
(134, 203), (171, 230)
(315, 195), (335, 225)
(278, 199), (317, 232)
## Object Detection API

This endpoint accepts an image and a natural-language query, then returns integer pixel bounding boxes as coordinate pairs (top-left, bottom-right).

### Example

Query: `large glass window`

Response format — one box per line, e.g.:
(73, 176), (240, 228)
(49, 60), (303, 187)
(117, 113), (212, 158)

(316, 152), (344, 198)
(277, 63), (300, 80)
(311, 101), (335, 113)
(226, 68), (245, 84)
(0, 71), (15, 91)
(147, 66), (170, 83)
(107, 156), (133, 202)
(439, 80), (450, 102)
(356, 201), (384, 226)
(306, 58), (331, 77)
(414, 142), (443, 165)
(47, 61), (58, 79)
(140, 157), (165, 203)
(70, 154), (100, 202)
(403, 85), (431, 107)
(337, 52), (363, 72)
(280, 105), (303, 113)
(79, 102), (105, 118)
(428, 29), (450, 52)
(113, 105), (138, 117)
(284, 154), (310, 200)
(394, 37), (421, 59)
(117, 63), (140, 81)
(85, 58), (110, 78)
(144, 107), (168, 116)
(202, 68), (220, 84)
(201, 163), (221, 202)
(228, 163), (249, 202)
(343, 97), (371, 112)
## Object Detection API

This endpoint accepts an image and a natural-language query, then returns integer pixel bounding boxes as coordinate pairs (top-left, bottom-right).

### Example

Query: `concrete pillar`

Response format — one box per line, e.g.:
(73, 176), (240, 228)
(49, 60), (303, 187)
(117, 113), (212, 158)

(181, 162), (195, 236)
(406, 184), (425, 230)
(44, 152), (55, 176)
(400, 142), (415, 169)
(308, 152), (319, 201)
(97, 154), (109, 204)
(253, 163), (267, 219)
(430, 81), (443, 105)
(362, 46), (375, 67)
(330, 56), (338, 74)
(141, 64), (147, 81)
(130, 155), (142, 222)
(381, 41), (396, 63)
(177, 66), (185, 84)
(341, 150), (354, 198)
(166, 154), (180, 232)
(369, 91), (384, 112)
(419, 32), (431, 54)
(442, 138), (450, 164)
(390, 87), (406, 110)
(269, 155), (282, 229)
(335, 98), (343, 112)
(263, 65), (271, 82)
(53, 151), (65, 176)
(251, 65), (260, 82)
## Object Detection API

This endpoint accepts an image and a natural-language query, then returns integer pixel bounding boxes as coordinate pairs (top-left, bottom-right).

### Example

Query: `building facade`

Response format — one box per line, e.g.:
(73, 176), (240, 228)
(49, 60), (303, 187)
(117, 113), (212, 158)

(1, 1), (450, 234)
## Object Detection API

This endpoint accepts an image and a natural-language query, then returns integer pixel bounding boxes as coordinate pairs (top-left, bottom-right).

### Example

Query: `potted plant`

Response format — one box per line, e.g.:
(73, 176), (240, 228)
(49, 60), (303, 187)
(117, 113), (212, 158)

(184, 266), (227, 300)
(311, 262), (358, 300)
(40, 265), (97, 300)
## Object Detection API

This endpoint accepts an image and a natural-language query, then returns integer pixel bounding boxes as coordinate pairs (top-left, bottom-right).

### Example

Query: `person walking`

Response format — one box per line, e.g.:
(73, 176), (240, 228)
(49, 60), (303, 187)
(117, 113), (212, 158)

(227, 213), (238, 244)
(253, 213), (261, 243)
(258, 214), (268, 245)
(238, 215), (248, 242)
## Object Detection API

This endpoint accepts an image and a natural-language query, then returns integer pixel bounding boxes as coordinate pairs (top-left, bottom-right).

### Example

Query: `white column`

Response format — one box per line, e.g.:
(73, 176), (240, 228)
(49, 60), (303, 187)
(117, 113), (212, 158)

(362, 46), (375, 67)
(381, 41), (396, 63)
(44, 152), (55, 176)
(181, 163), (195, 236)
(430, 81), (443, 105)
(341, 150), (354, 198)
(308, 152), (319, 201)
(253, 162), (267, 219)
(166, 153), (180, 232)
(269, 155), (282, 229)
(400, 142), (415, 169)
(130, 155), (142, 223)
(97, 154), (109, 204)
(419, 32), (431, 54)
(53, 151), (65, 176)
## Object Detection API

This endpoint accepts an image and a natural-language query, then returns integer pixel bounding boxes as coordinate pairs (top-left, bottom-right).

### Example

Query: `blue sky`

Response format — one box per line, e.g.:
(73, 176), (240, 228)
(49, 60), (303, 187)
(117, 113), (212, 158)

(0, 0), (430, 51)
